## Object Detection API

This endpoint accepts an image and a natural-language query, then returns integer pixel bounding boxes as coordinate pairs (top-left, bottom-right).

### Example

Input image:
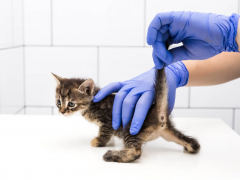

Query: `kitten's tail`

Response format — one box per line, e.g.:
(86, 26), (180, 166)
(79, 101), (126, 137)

(154, 68), (169, 122)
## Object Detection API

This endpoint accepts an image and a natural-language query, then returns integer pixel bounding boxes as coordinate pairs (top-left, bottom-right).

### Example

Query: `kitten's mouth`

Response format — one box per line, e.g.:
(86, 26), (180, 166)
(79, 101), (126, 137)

(62, 113), (71, 117)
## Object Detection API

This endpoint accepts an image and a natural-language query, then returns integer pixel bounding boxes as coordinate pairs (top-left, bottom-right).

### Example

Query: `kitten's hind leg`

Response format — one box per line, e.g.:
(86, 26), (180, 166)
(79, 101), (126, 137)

(91, 125), (112, 147)
(103, 133), (142, 163)
(161, 121), (200, 153)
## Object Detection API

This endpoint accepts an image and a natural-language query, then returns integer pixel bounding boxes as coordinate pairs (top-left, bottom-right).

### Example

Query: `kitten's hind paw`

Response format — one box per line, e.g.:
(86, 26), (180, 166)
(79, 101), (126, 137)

(184, 138), (200, 154)
(91, 137), (106, 147)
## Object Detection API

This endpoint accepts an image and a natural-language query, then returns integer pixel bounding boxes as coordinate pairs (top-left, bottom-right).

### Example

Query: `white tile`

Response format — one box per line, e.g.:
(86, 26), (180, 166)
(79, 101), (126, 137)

(190, 79), (240, 108)
(99, 47), (189, 107)
(24, 0), (51, 45)
(99, 47), (154, 87)
(175, 87), (189, 108)
(25, 47), (98, 106)
(53, 107), (60, 115)
(234, 109), (240, 135)
(16, 108), (25, 115)
(172, 108), (233, 128)
(12, 0), (23, 46)
(25, 107), (52, 115)
(0, 48), (24, 109)
(145, 0), (238, 46)
(53, 0), (144, 46)
(0, 1), (12, 48)
(0, 107), (23, 114)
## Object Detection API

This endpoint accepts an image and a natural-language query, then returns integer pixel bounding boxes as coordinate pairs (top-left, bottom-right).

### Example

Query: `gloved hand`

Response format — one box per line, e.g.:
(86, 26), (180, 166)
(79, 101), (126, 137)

(93, 61), (189, 135)
(147, 11), (240, 69)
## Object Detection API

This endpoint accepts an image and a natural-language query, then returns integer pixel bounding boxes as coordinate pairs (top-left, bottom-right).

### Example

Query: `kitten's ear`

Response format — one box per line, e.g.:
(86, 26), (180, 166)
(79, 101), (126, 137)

(51, 73), (63, 86)
(78, 79), (94, 96)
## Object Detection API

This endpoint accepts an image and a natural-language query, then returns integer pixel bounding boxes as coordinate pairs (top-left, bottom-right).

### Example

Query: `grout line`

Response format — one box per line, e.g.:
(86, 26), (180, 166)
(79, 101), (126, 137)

(0, 45), (23, 51)
(233, 108), (235, 129)
(143, 0), (146, 46)
(25, 105), (56, 108)
(174, 107), (240, 110)
(188, 87), (191, 108)
(22, 106), (240, 110)
(51, 107), (54, 115)
(15, 106), (25, 114)
(50, 0), (53, 46)
(24, 45), (150, 48)
(97, 47), (99, 86)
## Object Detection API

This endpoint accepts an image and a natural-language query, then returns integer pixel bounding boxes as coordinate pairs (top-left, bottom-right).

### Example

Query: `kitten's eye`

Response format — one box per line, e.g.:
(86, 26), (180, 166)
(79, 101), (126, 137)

(68, 102), (75, 107)
(57, 100), (61, 106)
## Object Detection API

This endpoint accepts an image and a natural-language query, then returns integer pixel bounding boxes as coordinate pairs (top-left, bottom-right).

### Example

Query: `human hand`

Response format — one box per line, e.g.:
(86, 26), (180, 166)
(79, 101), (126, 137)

(93, 61), (189, 135)
(147, 11), (240, 69)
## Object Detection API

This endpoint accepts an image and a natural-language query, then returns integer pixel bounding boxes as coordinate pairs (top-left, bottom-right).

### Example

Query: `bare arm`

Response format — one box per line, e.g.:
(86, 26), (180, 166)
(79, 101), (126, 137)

(183, 52), (240, 86)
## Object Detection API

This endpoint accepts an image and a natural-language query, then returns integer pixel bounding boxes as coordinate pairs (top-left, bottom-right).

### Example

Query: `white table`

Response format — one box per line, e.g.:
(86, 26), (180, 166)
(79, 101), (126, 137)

(0, 115), (239, 180)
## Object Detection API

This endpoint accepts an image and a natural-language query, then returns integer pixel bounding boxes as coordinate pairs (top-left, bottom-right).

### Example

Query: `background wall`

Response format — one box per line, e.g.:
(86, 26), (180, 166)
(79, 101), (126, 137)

(0, 0), (240, 135)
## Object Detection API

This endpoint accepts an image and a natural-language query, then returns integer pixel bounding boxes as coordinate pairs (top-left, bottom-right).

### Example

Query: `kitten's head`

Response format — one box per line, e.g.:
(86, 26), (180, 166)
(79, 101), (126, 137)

(52, 73), (95, 116)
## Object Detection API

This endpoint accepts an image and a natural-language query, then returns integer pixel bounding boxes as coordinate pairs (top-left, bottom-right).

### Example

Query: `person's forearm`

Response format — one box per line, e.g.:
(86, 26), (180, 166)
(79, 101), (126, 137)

(183, 52), (240, 86)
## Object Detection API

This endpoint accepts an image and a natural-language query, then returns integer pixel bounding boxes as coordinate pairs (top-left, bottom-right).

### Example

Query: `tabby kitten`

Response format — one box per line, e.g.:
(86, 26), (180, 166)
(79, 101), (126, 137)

(52, 68), (200, 163)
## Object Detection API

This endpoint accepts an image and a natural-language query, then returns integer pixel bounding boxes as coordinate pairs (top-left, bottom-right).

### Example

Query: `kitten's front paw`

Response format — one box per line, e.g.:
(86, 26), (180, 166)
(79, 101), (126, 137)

(91, 137), (105, 147)
(103, 150), (121, 162)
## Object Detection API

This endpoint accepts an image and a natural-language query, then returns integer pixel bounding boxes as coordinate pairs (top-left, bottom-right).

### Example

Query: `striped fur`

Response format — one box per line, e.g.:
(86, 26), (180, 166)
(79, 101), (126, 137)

(53, 69), (200, 163)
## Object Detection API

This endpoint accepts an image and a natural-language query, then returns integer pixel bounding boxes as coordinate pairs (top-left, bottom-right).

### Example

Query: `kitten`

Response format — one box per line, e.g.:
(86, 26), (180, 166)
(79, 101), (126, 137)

(52, 68), (200, 163)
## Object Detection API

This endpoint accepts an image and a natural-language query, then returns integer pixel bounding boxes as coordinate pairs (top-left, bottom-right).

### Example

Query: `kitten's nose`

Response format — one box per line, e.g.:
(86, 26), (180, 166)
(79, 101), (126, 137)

(60, 109), (66, 114)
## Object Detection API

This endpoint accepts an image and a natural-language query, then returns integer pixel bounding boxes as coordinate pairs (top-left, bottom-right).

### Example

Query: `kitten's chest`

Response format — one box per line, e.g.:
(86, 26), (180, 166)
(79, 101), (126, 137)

(82, 111), (102, 126)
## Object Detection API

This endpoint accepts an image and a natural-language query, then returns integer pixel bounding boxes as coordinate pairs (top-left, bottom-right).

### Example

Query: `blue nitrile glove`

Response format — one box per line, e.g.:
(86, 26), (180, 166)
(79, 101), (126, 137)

(93, 61), (189, 135)
(147, 12), (240, 69)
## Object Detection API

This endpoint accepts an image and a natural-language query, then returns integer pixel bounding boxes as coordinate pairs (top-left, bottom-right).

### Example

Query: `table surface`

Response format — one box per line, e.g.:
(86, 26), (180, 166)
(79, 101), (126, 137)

(0, 115), (239, 180)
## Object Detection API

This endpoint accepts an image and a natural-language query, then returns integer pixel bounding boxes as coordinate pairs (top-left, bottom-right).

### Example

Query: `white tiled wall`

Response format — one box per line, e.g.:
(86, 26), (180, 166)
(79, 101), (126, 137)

(0, 48), (24, 114)
(0, 1), (12, 49)
(172, 108), (234, 128)
(24, 0), (51, 45)
(52, 0), (144, 46)
(190, 79), (240, 108)
(99, 47), (154, 86)
(25, 47), (98, 106)
(234, 110), (240, 134)
(25, 107), (52, 115)
(1, 0), (240, 135)
(12, 0), (23, 46)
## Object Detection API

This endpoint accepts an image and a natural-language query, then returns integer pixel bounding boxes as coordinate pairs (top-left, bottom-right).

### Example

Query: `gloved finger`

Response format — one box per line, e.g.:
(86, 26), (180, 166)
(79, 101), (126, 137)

(159, 25), (169, 34)
(147, 12), (173, 45)
(121, 88), (141, 128)
(156, 31), (169, 43)
(112, 89), (129, 130)
(152, 50), (164, 69)
(152, 41), (173, 66)
(168, 46), (191, 63)
(162, 32), (169, 42)
(93, 82), (122, 102)
(130, 91), (155, 135)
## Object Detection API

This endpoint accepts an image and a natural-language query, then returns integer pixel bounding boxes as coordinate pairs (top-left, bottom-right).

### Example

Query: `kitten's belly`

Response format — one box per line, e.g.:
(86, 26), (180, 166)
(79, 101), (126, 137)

(144, 128), (162, 142)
